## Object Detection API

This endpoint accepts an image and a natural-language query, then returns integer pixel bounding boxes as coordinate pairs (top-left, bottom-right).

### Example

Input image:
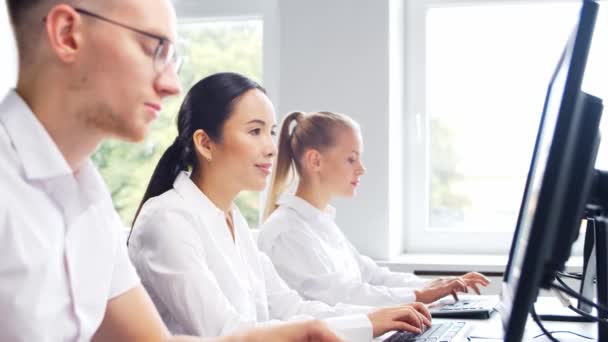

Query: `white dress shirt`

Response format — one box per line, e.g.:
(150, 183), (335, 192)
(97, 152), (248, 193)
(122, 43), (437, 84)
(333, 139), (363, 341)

(128, 172), (373, 341)
(258, 194), (429, 307)
(0, 90), (140, 341)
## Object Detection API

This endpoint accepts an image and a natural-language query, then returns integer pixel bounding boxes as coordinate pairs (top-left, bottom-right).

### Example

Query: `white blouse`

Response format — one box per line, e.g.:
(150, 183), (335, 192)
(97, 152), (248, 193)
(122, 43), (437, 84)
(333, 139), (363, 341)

(128, 172), (373, 341)
(258, 194), (429, 307)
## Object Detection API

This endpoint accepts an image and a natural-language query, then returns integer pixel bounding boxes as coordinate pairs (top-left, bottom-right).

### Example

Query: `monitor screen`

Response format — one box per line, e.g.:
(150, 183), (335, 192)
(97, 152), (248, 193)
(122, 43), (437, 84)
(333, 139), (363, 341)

(504, 46), (569, 295)
(499, 1), (599, 341)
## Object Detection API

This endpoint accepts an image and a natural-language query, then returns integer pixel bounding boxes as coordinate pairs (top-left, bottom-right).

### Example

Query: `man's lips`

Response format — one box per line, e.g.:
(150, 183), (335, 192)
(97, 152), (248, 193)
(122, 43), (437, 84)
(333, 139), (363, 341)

(144, 102), (162, 119)
(145, 102), (162, 111)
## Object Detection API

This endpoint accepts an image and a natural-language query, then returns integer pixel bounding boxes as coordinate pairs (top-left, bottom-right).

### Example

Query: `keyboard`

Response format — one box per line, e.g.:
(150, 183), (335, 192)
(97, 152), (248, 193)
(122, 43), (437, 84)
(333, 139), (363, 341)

(428, 297), (498, 319)
(383, 322), (468, 342)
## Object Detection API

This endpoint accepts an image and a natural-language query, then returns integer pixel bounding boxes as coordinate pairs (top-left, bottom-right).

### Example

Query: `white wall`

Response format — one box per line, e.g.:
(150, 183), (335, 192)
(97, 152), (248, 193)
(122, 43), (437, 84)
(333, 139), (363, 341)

(1, 0), (17, 95)
(171, 0), (402, 260)
(1, 0), (399, 259)
(275, 0), (399, 259)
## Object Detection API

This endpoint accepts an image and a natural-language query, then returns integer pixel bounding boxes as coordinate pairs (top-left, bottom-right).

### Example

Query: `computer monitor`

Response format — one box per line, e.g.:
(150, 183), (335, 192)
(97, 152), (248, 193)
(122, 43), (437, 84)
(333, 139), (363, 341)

(499, 1), (599, 341)
(541, 92), (602, 289)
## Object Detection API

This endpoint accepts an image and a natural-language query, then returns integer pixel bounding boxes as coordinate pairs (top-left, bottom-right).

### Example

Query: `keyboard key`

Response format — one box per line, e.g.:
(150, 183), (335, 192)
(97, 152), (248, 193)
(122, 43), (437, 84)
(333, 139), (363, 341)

(383, 322), (466, 342)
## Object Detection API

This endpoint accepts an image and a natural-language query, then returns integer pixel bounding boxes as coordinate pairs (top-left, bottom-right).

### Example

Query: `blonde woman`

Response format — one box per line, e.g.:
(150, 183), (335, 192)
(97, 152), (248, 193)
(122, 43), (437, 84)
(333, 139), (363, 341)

(259, 111), (490, 307)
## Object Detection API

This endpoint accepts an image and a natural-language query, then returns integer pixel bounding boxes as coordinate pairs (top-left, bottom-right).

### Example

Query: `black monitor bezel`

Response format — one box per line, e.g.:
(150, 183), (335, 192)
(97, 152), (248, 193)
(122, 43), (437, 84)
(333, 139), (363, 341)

(500, 1), (599, 341)
(541, 92), (603, 289)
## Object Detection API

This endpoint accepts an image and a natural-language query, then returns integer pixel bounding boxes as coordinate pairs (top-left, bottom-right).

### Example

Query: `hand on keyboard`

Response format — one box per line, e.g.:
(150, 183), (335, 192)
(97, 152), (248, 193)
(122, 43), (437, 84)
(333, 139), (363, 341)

(414, 272), (491, 304)
(368, 302), (432, 337)
(384, 322), (467, 342)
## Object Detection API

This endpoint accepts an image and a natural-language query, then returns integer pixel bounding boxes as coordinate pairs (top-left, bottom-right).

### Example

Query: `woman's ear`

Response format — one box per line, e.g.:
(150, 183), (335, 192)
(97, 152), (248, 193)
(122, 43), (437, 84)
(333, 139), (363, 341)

(193, 129), (214, 162)
(303, 149), (322, 173)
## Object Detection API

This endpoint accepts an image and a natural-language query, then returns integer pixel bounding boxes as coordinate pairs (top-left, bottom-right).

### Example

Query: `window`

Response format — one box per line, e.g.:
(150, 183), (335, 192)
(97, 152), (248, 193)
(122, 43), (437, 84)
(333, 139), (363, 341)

(404, 0), (608, 253)
(92, 19), (263, 228)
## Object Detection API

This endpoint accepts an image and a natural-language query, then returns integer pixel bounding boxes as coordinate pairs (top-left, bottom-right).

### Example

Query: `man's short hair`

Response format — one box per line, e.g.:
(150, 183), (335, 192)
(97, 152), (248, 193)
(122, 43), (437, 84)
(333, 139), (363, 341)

(6, 0), (74, 65)
(7, 1), (43, 29)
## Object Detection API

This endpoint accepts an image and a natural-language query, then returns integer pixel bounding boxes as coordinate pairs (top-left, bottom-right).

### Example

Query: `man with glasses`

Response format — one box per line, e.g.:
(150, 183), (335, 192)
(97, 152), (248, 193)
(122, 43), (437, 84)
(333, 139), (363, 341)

(1, 1), (342, 341)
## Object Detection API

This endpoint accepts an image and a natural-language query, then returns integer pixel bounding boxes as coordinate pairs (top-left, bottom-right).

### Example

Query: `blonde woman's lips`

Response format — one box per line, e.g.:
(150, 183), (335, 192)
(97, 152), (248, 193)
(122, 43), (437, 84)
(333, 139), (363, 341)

(256, 163), (272, 175)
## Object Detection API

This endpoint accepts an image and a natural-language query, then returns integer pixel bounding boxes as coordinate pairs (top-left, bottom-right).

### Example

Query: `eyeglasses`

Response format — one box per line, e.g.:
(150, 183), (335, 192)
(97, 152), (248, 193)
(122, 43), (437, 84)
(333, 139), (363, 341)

(70, 7), (183, 75)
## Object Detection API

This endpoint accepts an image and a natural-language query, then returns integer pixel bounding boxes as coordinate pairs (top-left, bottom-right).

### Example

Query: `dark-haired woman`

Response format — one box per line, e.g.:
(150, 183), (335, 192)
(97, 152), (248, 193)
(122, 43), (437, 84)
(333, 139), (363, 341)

(127, 72), (431, 341)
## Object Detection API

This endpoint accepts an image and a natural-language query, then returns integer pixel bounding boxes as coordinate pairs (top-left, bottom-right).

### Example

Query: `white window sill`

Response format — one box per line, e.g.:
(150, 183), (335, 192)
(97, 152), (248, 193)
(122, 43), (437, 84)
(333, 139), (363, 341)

(377, 253), (583, 275)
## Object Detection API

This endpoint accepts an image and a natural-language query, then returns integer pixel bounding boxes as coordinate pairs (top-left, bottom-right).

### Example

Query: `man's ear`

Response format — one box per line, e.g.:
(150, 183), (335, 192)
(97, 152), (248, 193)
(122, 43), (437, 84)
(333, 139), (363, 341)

(193, 129), (214, 161)
(44, 5), (83, 64)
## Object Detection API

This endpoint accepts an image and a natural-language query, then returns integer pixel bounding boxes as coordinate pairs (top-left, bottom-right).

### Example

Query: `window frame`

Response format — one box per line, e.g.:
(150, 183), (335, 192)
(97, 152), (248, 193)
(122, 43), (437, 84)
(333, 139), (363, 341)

(401, 0), (590, 255)
(175, 0), (280, 109)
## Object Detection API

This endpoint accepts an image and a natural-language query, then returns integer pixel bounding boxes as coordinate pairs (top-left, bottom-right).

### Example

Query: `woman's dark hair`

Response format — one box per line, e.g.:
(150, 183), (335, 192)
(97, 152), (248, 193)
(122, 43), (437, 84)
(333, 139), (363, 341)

(128, 72), (265, 237)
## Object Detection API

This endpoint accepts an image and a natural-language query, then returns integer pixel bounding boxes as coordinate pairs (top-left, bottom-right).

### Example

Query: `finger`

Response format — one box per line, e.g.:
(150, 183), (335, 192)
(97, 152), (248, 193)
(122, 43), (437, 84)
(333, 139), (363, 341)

(407, 307), (424, 329)
(448, 278), (467, 293)
(451, 290), (459, 302)
(466, 277), (490, 287)
(412, 302), (432, 323)
(468, 281), (490, 293)
(393, 321), (422, 335)
(392, 306), (423, 329)
(469, 282), (481, 295)
(416, 310), (432, 327)
(455, 278), (469, 293)
(481, 277), (491, 286)
(465, 272), (491, 284)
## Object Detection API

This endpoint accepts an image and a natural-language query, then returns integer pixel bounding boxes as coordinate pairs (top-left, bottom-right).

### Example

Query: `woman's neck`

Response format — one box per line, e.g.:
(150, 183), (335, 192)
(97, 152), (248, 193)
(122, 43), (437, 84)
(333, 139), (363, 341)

(191, 167), (239, 243)
(295, 180), (332, 211)
(190, 167), (238, 215)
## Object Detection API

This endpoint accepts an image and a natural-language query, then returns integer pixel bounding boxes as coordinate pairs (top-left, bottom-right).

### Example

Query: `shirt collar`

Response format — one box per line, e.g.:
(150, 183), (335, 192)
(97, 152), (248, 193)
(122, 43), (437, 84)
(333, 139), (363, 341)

(75, 159), (113, 207)
(173, 171), (235, 219)
(277, 193), (336, 222)
(0, 90), (72, 180)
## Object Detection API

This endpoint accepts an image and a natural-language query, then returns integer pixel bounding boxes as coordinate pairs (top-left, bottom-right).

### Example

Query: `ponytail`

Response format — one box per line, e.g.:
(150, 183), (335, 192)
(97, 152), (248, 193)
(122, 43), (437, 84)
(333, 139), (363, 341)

(128, 137), (191, 244)
(263, 112), (303, 220)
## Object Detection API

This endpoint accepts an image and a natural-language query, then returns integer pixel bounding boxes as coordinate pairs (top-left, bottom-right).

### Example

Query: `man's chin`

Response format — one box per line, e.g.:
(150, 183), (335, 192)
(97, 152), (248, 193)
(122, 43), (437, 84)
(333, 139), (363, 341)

(113, 126), (148, 143)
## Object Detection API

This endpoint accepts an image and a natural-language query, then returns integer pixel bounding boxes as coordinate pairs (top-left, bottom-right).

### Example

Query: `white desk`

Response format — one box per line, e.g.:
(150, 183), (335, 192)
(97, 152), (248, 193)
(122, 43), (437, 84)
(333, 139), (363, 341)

(458, 296), (596, 341)
(378, 296), (598, 341)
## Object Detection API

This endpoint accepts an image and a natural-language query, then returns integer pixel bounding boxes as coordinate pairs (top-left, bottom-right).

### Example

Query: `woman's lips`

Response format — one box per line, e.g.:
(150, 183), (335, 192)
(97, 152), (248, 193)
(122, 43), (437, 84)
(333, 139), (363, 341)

(256, 163), (272, 175)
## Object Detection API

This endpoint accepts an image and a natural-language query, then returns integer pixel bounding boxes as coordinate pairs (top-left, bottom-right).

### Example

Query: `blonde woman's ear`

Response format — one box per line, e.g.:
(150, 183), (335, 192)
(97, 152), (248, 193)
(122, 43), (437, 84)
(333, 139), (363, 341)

(193, 129), (213, 161)
(303, 149), (322, 172)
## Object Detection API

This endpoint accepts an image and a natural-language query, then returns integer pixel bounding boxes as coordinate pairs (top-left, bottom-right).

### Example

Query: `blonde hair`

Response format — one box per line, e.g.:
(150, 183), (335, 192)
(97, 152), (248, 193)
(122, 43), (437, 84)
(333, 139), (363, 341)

(263, 111), (359, 220)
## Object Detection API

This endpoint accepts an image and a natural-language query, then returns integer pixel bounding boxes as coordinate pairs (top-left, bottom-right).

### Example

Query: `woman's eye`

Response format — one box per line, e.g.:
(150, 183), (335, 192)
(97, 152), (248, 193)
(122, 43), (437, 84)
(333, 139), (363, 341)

(348, 158), (356, 164)
(250, 128), (261, 136)
(271, 130), (277, 137)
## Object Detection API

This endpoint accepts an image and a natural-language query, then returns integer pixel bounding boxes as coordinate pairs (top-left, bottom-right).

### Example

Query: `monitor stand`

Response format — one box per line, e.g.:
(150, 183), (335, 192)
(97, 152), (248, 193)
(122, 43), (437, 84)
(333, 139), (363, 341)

(591, 170), (608, 342)
(538, 170), (608, 342)
(580, 171), (608, 342)
(594, 215), (608, 342)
